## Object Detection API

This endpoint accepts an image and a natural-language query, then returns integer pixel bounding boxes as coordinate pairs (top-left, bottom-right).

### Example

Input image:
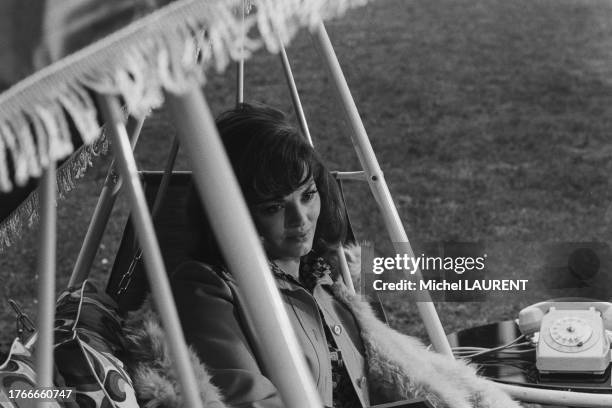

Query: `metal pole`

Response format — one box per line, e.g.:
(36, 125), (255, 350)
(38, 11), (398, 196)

(498, 383), (612, 407)
(97, 94), (204, 408)
(117, 137), (181, 289)
(35, 163), (56, 408)
(165, 87), (323, 408)
(278, 43), (313, 145)
(236, 1), (245, 105)
(278, 41), (352, 293)
(332, 170), (367, 181)
(311, 20), (453, 357)
(335, 245), (355, 294)
(150, 137), (180, 218)
(236, 63), (244, 105)
(69, 116), (145, 288)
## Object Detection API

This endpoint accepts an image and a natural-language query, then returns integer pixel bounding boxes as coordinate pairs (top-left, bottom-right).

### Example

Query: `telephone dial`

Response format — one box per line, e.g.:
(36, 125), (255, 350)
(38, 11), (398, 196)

(518, 301), (612, 374)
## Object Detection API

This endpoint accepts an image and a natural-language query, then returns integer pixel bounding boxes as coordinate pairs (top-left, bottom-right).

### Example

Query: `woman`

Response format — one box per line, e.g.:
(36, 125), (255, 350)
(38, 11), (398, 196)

(141, 103), (522, 408)
(173, 102), (368, 407)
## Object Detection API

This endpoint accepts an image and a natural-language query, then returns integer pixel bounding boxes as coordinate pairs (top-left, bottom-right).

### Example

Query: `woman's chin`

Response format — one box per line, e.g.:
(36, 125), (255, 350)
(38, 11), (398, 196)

(281, 242), (313, 259)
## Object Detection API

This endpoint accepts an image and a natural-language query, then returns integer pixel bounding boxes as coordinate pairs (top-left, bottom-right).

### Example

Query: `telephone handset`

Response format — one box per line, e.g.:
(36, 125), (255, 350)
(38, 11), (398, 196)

(518, 301), (612, 374)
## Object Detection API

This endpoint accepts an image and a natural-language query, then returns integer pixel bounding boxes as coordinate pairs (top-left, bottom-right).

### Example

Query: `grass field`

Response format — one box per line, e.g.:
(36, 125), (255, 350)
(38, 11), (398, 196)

(3, 0), (612, 357)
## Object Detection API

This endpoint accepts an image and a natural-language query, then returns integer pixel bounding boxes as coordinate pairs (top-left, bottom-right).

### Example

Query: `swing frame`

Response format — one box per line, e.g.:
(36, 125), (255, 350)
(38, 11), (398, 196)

(4, 1), (611, 407)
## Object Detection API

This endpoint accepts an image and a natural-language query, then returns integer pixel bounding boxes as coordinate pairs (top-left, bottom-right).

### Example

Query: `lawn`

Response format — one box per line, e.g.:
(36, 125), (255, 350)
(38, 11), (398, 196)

(3, 0), (612, 355)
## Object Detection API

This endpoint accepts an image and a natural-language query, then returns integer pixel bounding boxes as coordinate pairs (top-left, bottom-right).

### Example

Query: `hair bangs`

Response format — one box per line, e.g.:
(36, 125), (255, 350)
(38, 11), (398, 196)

(246, 139), (317, 203)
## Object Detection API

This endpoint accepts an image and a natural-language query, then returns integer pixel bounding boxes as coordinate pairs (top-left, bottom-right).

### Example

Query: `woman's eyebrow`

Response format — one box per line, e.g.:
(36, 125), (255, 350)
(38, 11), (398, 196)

(254, 196), (285, 205)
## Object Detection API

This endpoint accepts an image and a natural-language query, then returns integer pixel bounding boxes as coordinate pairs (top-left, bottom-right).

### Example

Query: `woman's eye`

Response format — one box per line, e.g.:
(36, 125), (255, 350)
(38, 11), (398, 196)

(302, 189), (318, 202)
(261, 204), (283, 215)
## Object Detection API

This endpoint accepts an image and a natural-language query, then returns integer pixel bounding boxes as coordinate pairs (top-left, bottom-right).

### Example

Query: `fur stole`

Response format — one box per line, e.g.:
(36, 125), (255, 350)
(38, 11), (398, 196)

(123, 246), (523, 408)
(123, 302), (228, 408)
(331, 244), (522, 408)
(331, 281), (521, 408)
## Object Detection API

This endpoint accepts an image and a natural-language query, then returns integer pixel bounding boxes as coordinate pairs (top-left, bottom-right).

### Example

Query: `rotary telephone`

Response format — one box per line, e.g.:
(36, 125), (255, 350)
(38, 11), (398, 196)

(518, 301), (612, 374)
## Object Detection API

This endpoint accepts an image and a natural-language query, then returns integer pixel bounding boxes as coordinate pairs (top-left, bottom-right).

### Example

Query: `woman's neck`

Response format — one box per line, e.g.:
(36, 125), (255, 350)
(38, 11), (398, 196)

(273, 258), (300, 279)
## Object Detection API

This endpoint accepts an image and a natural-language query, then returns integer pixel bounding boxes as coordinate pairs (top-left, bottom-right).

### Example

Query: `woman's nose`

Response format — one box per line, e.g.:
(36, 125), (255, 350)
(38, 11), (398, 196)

(286, 203), (308, 227)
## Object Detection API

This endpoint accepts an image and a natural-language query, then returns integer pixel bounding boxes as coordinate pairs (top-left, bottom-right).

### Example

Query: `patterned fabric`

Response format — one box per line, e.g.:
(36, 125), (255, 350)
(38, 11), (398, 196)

(267, 253), (333, 290)
(0, 337), (64, 407)
(298, 253), (335, 291)
(323, 325), (362, 408)
(54, 280), (138, 408)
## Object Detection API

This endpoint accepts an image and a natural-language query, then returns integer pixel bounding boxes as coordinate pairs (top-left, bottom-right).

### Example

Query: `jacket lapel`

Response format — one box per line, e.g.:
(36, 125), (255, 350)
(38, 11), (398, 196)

(314, 282), (370, 408)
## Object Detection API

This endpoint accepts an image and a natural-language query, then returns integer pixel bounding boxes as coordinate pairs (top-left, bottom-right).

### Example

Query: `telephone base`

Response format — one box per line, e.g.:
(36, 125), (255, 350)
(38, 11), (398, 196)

(538, 368), (608, 376)
(538, 365), (611, 385)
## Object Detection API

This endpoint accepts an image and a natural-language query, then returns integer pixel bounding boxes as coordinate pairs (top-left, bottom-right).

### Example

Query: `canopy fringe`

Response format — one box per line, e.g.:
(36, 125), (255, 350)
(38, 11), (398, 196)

(0, 0), (370, 249)
(0, 0), (369, 193)
(0, 133), (109, 252)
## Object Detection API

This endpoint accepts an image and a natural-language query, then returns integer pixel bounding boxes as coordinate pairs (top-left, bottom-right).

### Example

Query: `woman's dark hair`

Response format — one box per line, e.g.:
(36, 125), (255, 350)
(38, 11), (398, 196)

(186, 102), (346, 264)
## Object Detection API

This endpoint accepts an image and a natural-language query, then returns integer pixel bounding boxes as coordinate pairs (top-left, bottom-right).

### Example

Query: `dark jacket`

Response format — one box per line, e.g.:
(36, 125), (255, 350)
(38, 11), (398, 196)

(171, 259), (371, 408)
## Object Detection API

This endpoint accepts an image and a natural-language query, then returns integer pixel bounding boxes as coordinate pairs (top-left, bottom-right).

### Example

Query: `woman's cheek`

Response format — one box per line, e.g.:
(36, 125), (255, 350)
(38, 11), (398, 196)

(257, 215), (285, 246)
(309, 197), (321, 223)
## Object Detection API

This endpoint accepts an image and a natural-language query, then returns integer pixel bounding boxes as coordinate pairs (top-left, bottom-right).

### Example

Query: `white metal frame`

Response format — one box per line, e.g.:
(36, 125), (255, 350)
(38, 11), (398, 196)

(35, 165), (57, 407)
(97, 94), (206, 408)
(311, 21), (454, 357)
(69, 116), (145, 287)
(22, 11), (612, 407)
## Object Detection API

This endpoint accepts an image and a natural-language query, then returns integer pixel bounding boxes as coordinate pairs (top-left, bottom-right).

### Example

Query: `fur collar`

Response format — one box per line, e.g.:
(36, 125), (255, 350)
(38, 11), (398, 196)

(123, 246), (522, 408)
(331, 281), (521, 408)
(124, 302), (227, 408)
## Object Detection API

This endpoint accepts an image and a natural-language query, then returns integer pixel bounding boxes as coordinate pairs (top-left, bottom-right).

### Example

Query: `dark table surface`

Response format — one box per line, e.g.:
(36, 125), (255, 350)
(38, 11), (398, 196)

(448, 320), (612, 393)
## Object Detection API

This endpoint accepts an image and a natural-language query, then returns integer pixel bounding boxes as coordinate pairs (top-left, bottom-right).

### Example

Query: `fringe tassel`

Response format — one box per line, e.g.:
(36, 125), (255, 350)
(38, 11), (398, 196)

(0, 133), (109, 252)
(57, 84), (100, 145)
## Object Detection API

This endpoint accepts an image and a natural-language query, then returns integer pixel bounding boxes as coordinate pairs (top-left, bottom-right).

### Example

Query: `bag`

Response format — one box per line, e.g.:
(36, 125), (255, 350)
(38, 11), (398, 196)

(54, 280), (138, 408)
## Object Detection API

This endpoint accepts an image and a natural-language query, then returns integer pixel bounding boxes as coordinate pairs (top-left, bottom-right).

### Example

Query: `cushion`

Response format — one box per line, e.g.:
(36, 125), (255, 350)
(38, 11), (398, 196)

(0, 337), (63, 407)
(54, 280), (138, 408)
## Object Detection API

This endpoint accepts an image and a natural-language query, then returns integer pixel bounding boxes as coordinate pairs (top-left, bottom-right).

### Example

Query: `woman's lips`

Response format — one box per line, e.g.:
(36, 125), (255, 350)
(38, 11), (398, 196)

(286, 230), (310, 242)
